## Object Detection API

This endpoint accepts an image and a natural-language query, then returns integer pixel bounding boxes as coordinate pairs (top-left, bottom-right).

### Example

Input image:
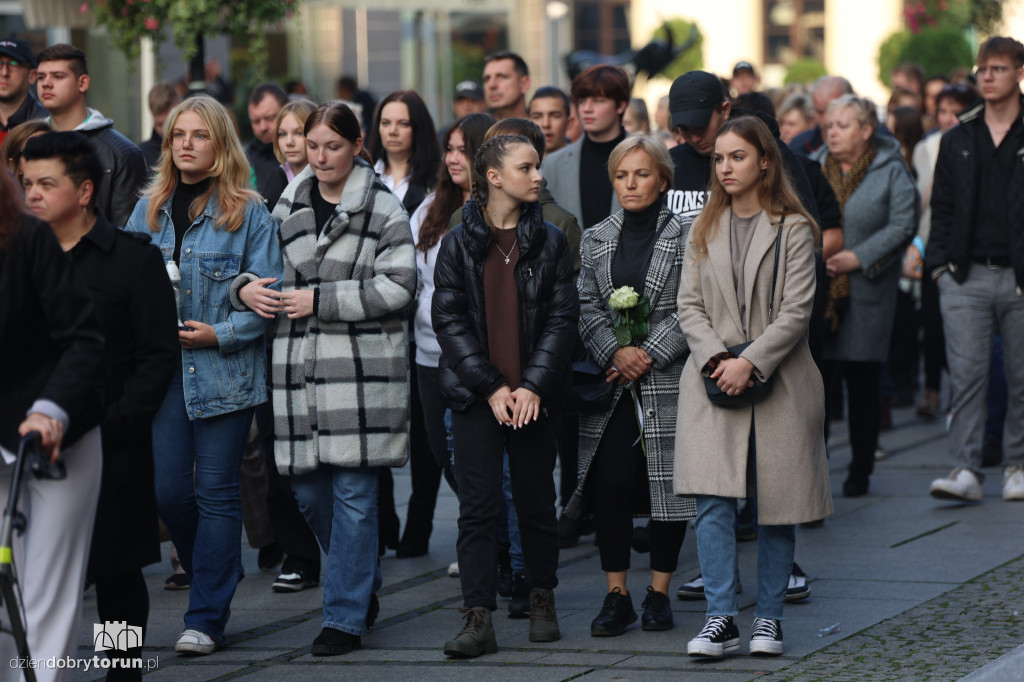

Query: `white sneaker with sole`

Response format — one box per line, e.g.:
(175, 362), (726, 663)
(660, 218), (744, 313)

(447, 562), (460, 577)
(1003, 466), (1024, 501)
(687, 615), (740, 657)
(929, 468), (983, 501)
(175, 629), (219, 655)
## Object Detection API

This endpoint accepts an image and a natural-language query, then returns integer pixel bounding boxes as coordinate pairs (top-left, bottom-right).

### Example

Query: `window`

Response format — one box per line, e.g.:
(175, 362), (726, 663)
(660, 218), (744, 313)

(764, 0), (825, 64)
(574, 0), (630, 57)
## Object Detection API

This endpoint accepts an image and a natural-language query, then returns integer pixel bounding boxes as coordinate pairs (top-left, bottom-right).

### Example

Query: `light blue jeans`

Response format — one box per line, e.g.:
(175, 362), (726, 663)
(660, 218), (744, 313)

(291, 465), (382, 636)
(695, 495), (794, 621)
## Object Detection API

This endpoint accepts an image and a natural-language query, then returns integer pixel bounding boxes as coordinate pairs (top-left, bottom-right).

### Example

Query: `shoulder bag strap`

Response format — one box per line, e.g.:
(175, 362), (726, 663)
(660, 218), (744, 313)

(768, 215), (785, 323)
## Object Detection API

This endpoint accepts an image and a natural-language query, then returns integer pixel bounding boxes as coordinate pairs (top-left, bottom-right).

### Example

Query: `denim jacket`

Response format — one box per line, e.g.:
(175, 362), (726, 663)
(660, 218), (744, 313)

(125, 192), (284, 419)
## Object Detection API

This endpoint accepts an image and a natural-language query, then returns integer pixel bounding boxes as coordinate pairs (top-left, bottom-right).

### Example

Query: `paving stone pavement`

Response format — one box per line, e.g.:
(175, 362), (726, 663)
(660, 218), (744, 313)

(69, 403), (1024, 680)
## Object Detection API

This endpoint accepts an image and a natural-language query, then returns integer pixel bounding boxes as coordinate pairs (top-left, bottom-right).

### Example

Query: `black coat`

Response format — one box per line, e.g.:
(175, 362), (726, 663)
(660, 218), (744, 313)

(245, 138), (288, 210)
(0, 216), (105, 453)
(66, 213), (179, 575)
(927, 97), (1024, 290)
(78, 124), (148, 229)
(431, 200), (579, 411)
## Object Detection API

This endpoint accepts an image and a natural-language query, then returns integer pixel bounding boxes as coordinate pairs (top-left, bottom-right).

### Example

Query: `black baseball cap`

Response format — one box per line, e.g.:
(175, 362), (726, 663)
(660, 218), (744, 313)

(733, 61), (756, 77)
(454, 80), (484, 101)
(670, 71), (726, 129)
(0, 39), (36, 68)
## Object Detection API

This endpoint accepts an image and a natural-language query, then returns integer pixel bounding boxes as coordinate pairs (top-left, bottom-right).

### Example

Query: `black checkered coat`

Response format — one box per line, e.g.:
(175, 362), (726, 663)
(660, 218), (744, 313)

(564, 207), (697, 522)
(267, 160), (416, 475)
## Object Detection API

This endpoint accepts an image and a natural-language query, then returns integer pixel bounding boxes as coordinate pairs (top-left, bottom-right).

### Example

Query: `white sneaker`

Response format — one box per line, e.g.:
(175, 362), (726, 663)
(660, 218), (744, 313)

(929, 468), (983, 502)
(175, 629), (219, 655)
(448, 561), (460, 577)
(1003, 466), (1024, 501)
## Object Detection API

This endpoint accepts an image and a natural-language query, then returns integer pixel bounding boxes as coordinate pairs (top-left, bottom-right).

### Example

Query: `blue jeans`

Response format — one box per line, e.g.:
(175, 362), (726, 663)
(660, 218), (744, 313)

(152, 367), (253, 642)
(695, 496), (794, 621)
(291, 465), (382, 636)
(499, 452), (525, 573)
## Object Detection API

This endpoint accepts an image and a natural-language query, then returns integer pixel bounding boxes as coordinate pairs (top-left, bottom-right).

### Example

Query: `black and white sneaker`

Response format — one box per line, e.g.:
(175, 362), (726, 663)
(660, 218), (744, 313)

(785, 563), (810, 601)
(272, 570), (319, 592)
(676, 574), (743, 601)
(687, 615), (740, 657)
(749, 617), (784, 656)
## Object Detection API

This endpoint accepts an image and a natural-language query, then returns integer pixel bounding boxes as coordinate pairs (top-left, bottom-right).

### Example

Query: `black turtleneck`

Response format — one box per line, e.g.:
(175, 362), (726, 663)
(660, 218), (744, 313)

(579, 128), (627, 230)
(171, 176), (212, 263)
(611, 199), (662, 295)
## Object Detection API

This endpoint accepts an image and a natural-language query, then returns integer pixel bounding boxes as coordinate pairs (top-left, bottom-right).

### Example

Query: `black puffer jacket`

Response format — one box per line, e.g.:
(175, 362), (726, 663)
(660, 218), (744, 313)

(927, 97), (1024, 291)
(432, 200), (579, 411)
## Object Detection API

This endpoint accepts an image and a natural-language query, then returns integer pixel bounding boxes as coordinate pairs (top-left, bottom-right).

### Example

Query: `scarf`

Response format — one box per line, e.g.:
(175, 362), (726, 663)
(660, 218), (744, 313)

(821, 145), (877, 335)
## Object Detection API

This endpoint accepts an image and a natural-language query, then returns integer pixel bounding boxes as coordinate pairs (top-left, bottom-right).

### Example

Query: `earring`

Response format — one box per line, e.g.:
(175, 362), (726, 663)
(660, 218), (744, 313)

(81, 205), (88, 221)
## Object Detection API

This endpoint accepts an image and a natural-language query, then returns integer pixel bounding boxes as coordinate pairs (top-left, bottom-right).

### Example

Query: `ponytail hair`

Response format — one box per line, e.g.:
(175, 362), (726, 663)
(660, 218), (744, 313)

(470, 134), (533, 208)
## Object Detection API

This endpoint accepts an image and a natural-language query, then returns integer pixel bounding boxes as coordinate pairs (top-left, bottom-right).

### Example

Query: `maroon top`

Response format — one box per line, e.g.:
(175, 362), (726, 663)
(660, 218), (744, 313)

(484, 226), (522, 391)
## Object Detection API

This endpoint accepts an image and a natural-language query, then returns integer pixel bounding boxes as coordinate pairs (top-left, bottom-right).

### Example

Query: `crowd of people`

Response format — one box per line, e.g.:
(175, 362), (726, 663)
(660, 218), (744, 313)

(0, 30), (1023, 681)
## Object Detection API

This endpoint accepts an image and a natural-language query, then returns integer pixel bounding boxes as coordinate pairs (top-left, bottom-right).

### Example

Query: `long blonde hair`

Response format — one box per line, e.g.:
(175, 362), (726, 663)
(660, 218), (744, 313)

(691, 116), (819, 257)
(143, 94), (260, 233)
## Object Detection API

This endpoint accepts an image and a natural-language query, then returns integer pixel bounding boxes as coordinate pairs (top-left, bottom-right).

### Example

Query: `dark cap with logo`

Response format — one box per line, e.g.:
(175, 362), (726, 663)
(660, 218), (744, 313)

(733, 61), (756, 77)
(0, 39), (36, 68)
(669, 71), (726, 129)
(454, 80), (484, 101)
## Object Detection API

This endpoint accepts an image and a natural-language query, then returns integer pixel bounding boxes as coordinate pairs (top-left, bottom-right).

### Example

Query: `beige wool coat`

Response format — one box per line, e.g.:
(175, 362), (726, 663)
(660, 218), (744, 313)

(673, 209), (832, 525)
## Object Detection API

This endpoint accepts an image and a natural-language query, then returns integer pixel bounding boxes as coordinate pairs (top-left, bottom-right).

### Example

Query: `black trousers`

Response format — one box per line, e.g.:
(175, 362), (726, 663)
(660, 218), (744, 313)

(556, 414), (579, 510)
(589, 397), (686, 573)
(889, 289), (920, 400)
(921, 275), (946, 391)
(95, 570), (148, 681)
(256, 399), (321, 575)
(452, 401), (559, 610)
(825, 360), (881, 481)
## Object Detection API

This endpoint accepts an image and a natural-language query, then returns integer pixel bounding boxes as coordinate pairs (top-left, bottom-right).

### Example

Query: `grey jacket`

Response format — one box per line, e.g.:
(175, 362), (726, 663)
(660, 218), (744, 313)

(811, 135), (917, 362)
(542, 137), (621, 231)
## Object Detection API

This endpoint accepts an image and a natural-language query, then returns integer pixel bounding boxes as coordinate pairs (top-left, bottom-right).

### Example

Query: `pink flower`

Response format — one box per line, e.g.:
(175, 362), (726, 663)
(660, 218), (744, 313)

(144, 17), (159, 30)
(78, 2), (89, 13)
(121, 7), (128, 15)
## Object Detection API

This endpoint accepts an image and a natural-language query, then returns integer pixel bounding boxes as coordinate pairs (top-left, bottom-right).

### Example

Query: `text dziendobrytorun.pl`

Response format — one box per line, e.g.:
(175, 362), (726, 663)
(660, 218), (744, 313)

(10, 656), (159, 672)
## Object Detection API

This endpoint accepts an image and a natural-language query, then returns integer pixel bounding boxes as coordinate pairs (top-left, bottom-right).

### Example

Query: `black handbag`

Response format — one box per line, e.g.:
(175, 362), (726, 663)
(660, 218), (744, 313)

(704, 218), (784, 409)
(566, 357), (616, 414)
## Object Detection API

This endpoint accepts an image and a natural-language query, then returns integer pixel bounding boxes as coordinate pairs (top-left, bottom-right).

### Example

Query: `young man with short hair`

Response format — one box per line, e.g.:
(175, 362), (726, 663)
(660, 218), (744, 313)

(36, 43), (147, 227)
(927, 36), (1024, 502)
(140, 82), (182, 171)
(483, 51), (531, 120)
(529, 86), (571, 158)
(543, 64), (629, 231)
(0, 39), (45, 143)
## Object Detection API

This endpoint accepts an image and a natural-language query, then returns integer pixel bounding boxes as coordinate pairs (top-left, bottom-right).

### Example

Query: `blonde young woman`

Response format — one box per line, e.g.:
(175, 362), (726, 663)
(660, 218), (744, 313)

(125, 94), (284, 656)
(674, 116), (831, 659)
(275, 98), (317, 183)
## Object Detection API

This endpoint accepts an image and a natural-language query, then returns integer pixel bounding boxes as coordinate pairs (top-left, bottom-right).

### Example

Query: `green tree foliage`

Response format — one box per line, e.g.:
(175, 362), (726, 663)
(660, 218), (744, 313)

(92, 0), (296, 79)
(784, 58), (827, 85)
(879, 27), (974, 85)
(654, 19), (704, 82)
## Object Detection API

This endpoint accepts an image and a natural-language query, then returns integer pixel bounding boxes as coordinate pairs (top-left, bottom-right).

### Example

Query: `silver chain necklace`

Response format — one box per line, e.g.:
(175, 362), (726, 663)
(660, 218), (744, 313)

(494, 238), (517, 265)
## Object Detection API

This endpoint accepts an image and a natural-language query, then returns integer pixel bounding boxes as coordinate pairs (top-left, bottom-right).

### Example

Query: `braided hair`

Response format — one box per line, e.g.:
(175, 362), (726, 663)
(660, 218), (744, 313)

(470, 134), (533, 209)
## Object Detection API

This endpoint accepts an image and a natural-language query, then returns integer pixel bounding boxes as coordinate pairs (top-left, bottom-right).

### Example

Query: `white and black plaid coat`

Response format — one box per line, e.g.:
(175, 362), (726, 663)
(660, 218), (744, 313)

(564, 207), (697, 522)
(265, 160), (416, 475)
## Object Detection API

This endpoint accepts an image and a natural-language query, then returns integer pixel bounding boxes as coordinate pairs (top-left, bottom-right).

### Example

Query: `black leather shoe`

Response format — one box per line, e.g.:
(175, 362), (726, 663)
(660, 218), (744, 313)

(640, 586), (673, 631)
(508, 572), (530, 618)
(312, 627), (361, 656)
(843, 475), (870, 497)
(590, 587), (637, 637)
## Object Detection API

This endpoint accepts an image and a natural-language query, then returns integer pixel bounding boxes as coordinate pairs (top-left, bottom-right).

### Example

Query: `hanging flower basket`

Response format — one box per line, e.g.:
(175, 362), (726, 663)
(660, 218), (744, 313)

(20, 0), (95, 29)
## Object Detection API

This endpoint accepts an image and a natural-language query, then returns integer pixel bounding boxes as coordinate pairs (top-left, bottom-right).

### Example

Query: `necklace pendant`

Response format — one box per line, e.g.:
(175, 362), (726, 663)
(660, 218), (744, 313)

(504, 256), (510, 265)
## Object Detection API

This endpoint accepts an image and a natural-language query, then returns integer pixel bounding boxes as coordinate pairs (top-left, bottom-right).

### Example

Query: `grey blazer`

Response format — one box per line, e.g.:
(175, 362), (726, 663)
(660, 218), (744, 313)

(542, 137), (621, 230)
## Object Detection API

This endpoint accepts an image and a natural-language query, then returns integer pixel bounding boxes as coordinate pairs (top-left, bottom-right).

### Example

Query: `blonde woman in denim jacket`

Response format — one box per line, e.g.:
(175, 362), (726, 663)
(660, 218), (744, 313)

(125, 95), (283, 656)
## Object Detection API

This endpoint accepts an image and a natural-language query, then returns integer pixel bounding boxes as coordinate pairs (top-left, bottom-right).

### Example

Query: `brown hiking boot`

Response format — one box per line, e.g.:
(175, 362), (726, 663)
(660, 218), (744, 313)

(528, 588), (560, 642)
(443, 606), (497, 658)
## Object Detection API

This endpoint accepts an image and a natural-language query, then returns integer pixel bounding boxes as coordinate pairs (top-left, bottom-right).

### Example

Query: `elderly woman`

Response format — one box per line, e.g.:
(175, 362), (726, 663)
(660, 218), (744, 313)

(811, 94), (917, 497)
(564, 134), (694, 637)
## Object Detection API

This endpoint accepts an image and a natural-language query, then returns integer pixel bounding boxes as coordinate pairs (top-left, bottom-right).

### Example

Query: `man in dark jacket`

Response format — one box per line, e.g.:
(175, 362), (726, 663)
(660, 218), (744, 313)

(0, 38), (46, 143)
(926, 36), (1024, 503)
(35, 43), (147, 228)
(246, 83), (289, 209)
